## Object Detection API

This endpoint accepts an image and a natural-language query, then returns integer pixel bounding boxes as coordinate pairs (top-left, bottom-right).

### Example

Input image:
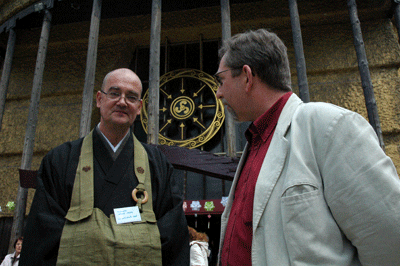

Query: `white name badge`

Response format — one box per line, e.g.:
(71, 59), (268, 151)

(114, 206), (142, 224)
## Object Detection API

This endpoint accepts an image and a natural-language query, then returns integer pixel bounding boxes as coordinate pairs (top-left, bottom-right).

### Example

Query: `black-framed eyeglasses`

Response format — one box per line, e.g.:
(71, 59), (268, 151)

(213, 68), (241, 87)
(100, 90), (142, 104)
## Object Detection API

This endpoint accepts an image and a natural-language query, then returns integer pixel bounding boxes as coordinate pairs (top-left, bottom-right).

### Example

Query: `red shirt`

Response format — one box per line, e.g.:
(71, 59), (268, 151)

(221, 92), (292, 265)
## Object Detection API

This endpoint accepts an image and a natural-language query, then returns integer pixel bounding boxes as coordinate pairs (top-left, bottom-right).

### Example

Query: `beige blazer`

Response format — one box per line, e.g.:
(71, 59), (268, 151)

(218, 93), (400, 265)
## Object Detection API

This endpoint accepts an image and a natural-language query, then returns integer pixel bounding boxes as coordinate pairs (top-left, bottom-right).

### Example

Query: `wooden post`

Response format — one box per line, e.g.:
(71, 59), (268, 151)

(393, 0), (400, 43)
(79, 0), (102, 137)
(9, 9), (52, 252)
(348, 0), (385, 149)
(220, 0), (235, 196)
(288, 0), (310, 103)
(0, 27), (16, 132)
(147, 0), (162, 145)
(220, 0), (237, 159)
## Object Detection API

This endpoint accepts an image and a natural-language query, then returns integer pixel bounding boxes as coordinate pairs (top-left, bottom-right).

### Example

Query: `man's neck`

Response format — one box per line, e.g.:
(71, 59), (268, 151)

(251, 87), (288, 121)
(98, 123), (130, 146)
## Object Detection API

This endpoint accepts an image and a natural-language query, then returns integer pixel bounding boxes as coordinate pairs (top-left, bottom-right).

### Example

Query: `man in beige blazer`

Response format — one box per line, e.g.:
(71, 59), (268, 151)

(215, 29), (400, 266)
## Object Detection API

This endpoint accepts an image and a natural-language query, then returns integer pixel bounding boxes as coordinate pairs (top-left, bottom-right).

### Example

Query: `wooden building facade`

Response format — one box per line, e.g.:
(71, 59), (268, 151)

(1, 0), (400, 263)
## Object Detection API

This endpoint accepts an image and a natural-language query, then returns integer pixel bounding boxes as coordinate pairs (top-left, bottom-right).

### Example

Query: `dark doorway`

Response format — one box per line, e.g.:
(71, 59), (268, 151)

(186, 214), (221, 266)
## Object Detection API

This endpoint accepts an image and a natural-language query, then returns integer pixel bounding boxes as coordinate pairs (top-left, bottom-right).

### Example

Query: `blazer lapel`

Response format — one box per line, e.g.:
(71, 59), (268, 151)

(252, 133), (289, 230)
(252, 94), (303, 231)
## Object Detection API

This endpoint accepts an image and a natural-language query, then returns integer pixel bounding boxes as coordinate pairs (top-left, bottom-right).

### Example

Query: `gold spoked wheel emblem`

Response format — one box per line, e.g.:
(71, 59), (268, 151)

(140, 69), (225, 149)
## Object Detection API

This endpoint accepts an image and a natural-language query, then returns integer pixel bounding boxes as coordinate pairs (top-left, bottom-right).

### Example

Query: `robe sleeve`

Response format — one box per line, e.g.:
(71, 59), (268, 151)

(145, 144), (190, 266)
(20, 142), (79, 266)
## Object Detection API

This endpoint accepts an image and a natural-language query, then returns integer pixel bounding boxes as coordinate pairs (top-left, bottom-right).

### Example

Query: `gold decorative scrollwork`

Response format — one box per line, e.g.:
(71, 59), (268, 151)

(140, 69), (225, 149)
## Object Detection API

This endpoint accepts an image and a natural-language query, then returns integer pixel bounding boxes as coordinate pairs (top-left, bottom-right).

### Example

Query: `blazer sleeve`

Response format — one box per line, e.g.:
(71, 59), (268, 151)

(318, 110), (400, 266)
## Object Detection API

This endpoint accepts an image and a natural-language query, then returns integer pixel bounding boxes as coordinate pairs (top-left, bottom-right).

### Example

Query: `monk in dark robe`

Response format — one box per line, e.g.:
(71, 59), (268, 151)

(20, 68), (189, 266)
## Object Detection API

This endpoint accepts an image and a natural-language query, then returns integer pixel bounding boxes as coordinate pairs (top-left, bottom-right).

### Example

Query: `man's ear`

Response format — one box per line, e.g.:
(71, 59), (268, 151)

(243, 65), (253, 92)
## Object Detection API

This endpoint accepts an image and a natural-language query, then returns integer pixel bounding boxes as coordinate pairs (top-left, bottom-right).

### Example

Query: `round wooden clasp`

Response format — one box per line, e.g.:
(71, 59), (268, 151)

(132, 189), (148, 204)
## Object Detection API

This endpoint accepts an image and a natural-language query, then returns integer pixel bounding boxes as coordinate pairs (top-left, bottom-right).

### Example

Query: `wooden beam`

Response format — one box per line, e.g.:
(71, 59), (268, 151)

(348, 0), (385, 150)
(220, 0), (237, 159)
(220, 0), (231, 41)
(288, 0), (310, 103)
(156, 145), (237, 181)
(393, 1), (400, 43)
(147, 0), (162, 145)
(0, 27), (16, 132)
(220, 0), (235, 197)
(9, 9), (52, 253)
(79, 0), (102, 137)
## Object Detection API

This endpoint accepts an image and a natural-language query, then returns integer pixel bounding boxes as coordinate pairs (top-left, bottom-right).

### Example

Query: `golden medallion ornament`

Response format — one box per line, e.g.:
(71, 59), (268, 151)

(140, 69), (225, 149)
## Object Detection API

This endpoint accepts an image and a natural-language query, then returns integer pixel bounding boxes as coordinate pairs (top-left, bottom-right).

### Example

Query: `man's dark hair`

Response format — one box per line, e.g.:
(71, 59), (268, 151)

(219, 29), (292, 92)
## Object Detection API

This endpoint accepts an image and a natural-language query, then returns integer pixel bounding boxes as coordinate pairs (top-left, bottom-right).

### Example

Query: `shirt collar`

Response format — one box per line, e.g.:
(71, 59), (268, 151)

(96, 123), (130, 152)
(245, 92), (292, 143)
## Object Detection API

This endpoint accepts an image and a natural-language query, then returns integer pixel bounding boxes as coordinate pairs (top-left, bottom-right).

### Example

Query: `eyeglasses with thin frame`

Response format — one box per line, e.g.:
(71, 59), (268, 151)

(100, 89), (142, 104)
(213, 68), (241, 87)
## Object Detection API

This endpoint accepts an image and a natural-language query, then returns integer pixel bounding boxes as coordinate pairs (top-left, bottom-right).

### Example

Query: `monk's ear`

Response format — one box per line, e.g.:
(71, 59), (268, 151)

(243, 65), (253, 92)
(137, 100), (143, 115)
(96, 91), (102, 108)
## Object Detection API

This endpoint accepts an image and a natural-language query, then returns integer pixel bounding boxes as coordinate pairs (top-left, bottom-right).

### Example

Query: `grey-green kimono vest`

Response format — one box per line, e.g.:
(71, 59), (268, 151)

(57, 131), (162, 265)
